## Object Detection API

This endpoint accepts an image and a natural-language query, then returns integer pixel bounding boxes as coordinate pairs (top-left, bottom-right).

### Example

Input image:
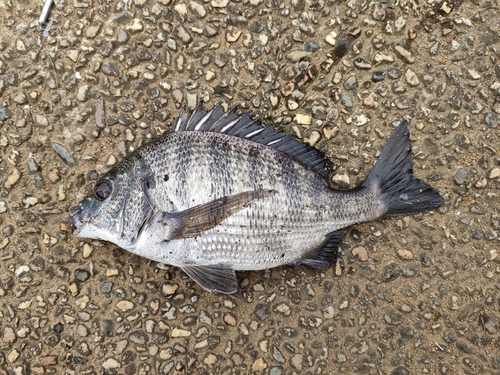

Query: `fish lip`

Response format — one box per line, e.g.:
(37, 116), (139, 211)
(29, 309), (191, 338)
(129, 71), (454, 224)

(68, 204), (89, 234)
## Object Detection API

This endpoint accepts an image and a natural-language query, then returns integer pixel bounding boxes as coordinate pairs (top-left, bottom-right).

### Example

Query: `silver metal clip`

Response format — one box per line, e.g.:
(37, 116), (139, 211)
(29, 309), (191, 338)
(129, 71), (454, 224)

(39, 0), (54, 26)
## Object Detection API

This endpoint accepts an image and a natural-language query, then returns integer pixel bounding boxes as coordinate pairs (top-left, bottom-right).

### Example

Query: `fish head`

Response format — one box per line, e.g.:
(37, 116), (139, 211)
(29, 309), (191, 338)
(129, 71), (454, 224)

(68, 152), (154, 249)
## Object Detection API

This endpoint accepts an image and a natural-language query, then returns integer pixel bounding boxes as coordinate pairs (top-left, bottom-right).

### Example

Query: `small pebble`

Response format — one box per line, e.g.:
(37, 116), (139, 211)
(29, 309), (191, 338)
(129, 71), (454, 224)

(397, 249), (414, 260)
(52, 143), (75, 166)
(23, 197), (38, 208)
(251, 358), (268, 371)
(372, 4), (386, 20)
(171, 328), (191, 337)
(291, 354), (303, 371)
(75, 295), (89, 309)
(4, 168), (21, 189)
(7, 349), (20, 363)
(488, 168), (500, 179)
(204, 354), (217, 365)
(295, 114), (312, 125)
(74, 269), (90, 282)
(34, 114), (48, 126)
(48, 168), (61, 183)
(224, 313), (237, 326)
(102, 358), (120, 369)
(455, 168), (468, 184)
(211, 0), (229, 7)
(340, 94), (352, 108)
(405, 69), (420, 86)
(325, 31), (337, 46)
(116, 301), (134, 312)
(483, 316), (498, 334)
(163, 283), (178, 295)
(82, 244), (93, 258)
(0, 107), (12, 120)
(107, 268), (119, 277)
(352, 246), (368, 261)
(332, 174), (350, 188)
(101, 282), (113, 294)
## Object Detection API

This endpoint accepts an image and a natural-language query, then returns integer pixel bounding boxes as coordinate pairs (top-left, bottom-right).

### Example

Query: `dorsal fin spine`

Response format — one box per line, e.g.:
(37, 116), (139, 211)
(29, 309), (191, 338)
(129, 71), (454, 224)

(169, 102), (332, 178)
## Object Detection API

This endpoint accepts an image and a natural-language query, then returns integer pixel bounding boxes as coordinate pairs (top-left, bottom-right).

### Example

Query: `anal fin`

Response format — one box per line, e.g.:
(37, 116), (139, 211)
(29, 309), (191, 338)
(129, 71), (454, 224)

(296, 230), (347, 268)
(182, 265), (241, 299)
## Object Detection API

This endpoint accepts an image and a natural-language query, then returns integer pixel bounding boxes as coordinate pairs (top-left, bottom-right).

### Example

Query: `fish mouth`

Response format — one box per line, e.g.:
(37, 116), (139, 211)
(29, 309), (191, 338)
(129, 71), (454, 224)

(68, 204), (90, 234)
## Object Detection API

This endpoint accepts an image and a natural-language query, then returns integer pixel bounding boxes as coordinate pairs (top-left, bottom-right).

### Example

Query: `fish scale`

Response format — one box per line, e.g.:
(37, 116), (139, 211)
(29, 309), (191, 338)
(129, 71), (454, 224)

(138, 132), (336, 266)
(69, 103), (443, 297)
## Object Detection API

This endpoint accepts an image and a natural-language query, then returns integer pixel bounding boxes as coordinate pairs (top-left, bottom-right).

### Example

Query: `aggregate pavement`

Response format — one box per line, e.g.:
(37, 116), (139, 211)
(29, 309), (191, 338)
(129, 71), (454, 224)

(0, 0), (499, 374)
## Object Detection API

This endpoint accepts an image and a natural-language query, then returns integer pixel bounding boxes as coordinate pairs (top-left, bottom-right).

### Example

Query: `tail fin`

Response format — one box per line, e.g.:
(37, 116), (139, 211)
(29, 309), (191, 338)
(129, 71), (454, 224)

(362, 121), (443, 217)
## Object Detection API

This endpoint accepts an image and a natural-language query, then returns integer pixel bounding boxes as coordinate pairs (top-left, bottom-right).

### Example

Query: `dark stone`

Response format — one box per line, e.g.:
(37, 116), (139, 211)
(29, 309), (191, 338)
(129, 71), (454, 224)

(344, 75), (357, 90)
(372, 71), (386, 81)
(387, 67), (402, 79)
(456, 339), (476, 354)
(481, 32), (500, 45)
(250, 21), (263, 33)
(485, 112), (498, 129)
(340, 94), (352, 108)
(451, 86), (463, 109)
(203, 25), (218, 38)
(334, 33), (348, 57)
(458, 303), (483, 321)
(53, 323), (64, 333)
(99, 320), (113, 336)
(2, 225), (14, 237)
(52, 143), (75, 166)
(136, 48), (152, 61)
(74, 269), (90, 282)
(381, 263), (402, 283)
(120, 101), (135, 112)
(118, 112), (133, 126)
(100, 40), (115, 57)
(455, 168), (468, 184)
(0, 107), (12, 120)
(469, 203), (485, 215)
(26, 158), (39, 174)
(128, 331), (148, 345)
(255, 304), (270, 320)
(102, 62), (122, 77)
(126, 53), (139, 67)
(73, 357), (87, 365)
(304, 41), (320, 53)
(153, 332), (168, 344)
(353, 58), (372, 69)
(189, 40), (208, 57)
(101, 282), (113, 294)
(391, 366), (409, 375)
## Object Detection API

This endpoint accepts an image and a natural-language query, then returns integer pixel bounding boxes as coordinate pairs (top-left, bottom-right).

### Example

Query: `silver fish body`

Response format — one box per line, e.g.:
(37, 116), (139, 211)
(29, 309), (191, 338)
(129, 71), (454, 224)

(69, 103), (443, 297)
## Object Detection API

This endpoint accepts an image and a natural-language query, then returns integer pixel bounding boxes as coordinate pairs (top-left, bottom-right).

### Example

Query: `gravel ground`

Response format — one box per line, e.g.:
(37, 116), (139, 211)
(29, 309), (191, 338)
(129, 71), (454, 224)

(1, 0), (500, 374)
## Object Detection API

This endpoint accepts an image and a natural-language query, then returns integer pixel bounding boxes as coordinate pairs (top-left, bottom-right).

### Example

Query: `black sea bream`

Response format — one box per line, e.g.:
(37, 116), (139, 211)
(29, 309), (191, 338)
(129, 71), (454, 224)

(69, 103), (443, 297)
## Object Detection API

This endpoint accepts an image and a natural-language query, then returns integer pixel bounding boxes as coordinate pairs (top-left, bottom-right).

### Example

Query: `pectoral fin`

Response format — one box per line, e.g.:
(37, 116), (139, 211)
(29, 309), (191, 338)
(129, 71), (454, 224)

(182, 265), (241, 299)
(162, 189), (276, 239)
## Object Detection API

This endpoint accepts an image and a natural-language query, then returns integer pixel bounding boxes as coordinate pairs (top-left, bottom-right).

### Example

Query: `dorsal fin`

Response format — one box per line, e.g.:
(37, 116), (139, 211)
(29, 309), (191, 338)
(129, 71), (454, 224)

(171, 102), (332, 178)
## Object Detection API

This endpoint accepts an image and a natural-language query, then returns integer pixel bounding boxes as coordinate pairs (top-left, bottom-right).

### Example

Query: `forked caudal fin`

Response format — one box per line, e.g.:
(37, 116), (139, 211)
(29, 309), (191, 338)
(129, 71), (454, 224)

(362, 121), (444, 217)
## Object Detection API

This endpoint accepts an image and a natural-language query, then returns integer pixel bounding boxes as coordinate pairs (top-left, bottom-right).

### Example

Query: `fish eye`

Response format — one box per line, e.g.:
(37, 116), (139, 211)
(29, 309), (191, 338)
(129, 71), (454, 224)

(93, 180), (113, 201)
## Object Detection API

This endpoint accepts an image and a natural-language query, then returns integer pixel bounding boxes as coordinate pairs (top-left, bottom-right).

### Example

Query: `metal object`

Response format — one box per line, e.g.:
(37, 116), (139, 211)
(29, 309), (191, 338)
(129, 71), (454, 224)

(39, 0), (54, 26)
(43, 19), (54, 37)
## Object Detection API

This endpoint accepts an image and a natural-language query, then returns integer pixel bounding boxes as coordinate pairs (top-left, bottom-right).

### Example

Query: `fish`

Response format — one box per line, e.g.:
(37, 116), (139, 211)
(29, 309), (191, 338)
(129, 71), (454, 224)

(69, 103), (443, 298)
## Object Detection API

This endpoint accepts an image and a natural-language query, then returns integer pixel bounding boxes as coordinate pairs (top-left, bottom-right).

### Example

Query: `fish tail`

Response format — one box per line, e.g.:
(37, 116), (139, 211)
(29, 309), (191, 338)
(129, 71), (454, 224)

(362, 121), (443, 217)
